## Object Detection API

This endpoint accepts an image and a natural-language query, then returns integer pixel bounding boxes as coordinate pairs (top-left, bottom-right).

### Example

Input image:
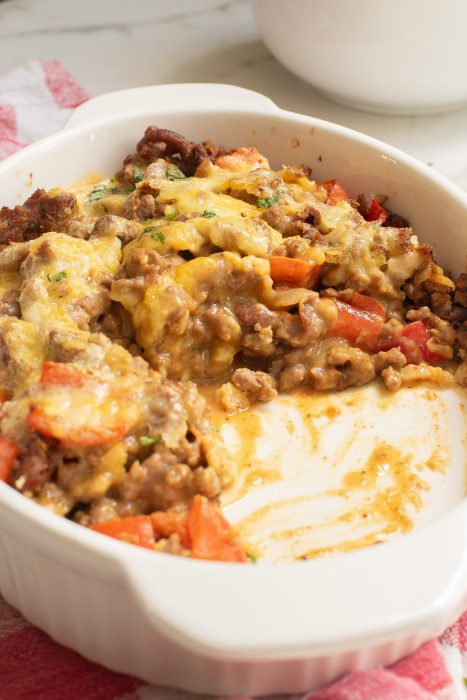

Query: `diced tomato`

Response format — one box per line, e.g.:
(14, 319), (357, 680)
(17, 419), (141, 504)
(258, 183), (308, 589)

(27, 406), (129, 447)
(377, 320), (444, 364)
(268, 256), (320, 288)
(91, 515), (155, 549)
(40, 361), (87, 387)
(347, 292), (385, 319)
(151, 509), (190, 548)
(331, 301), (384, 346)
(320, 179), (349, 206)
(0, 435), (19, 482)
(28, 362), (134, 446)
(365, 199), (388, 224)
(187, 495), (247, 563)
(0, 389), (10, 403)
(399, 321), (444, 364)
(91, 498), (247, 562)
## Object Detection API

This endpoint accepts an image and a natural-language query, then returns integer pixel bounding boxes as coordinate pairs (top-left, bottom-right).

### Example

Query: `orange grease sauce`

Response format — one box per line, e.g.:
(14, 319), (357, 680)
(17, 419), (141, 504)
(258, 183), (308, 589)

(200, 383), (456, 561)
(200, 383), (282, 505)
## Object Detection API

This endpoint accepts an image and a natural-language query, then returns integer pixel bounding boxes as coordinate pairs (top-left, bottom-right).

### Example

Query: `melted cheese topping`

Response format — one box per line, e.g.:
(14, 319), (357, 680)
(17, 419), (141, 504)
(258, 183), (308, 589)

(20, 232), (121, 330)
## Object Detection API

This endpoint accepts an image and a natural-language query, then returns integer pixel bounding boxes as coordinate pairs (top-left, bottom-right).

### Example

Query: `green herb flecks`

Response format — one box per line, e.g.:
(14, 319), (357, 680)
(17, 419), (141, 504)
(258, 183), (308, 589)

(47, 271), (67, 283)
(139, 435), (161, 447)
(87, 185), (133, 203)
(134, 166), (143, 183)
(164, 209), (179, 221)
(203, 210), (216, 218)
(166, 169), (187, 181)
(247, 555), (258, 564)
(150, 231), (166, 243)
(256, 195), (279, 209)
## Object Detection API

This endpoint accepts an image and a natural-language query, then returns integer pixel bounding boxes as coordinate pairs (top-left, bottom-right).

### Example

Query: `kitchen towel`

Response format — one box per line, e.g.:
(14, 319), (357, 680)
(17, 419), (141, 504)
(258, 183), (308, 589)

(0, 60), (465, 700)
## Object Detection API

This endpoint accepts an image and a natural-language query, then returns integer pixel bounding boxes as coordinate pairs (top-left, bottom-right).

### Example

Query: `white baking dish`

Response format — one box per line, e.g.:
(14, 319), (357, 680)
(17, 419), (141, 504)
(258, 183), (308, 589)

(0, 84), (466, 696)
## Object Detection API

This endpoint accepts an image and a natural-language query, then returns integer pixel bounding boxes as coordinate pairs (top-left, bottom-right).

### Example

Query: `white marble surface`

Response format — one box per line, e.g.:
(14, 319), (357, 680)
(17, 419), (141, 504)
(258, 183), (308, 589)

(1, 0), (467, 191)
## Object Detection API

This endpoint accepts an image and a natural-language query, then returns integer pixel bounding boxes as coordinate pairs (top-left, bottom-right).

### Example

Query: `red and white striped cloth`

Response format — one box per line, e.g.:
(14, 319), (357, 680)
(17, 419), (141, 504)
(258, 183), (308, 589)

(0, 59), (89, 159)
(0, 60), (466, 700)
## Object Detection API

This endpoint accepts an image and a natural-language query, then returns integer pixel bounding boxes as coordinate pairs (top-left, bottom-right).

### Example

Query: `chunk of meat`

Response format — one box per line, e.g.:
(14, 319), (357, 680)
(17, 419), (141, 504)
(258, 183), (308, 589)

(232, 368), (277, 403)
(309, 342), (375, 390)
(235, 299), (275, 328)
(11, 434), (55, 493)
(357, 193), (409, 228)
(405, 307), (454, 359)
(0, 189), (79, 247)
(111, 247), (181, 309)
(262, 204), (321, 238)
(91, 215), (141, 244)
(117, 126), (225, 179)
(117, 446), (221, 512)
(0, 289), (20, 317)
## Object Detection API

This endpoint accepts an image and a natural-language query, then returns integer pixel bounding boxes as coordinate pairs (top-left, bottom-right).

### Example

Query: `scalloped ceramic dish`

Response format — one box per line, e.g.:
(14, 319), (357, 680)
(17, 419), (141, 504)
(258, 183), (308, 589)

(0, 84), (466, 696)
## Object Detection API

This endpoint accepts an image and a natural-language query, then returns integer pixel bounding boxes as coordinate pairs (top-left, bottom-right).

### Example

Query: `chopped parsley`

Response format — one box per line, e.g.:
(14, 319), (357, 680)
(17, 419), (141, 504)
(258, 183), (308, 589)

(134, 166), (143, 183)
(139, 435), (161, 447)
(247, 555), (258, 564)
(143, 225), (156, 233)
(150, 231), (166, 243)
(166, 169), (187, 181)
(164, 209), (179, 221)
(203, 210), (216, 218)
(47, 271), (67, 283)
(87, 185), (132, 203)
(256, 195), (279, 209)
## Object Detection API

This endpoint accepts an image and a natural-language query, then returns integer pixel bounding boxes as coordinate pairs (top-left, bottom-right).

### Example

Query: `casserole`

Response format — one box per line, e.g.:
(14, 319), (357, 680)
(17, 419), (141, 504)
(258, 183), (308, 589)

(0, 83), (466, 695)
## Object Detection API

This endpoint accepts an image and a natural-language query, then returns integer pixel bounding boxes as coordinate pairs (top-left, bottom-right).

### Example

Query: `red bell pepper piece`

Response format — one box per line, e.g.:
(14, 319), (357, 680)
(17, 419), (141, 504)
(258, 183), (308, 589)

(377, 320), (444, 364)
(330, 296), (384, 346)
(40, 361), (87, 387)
(0, 435), (19, 482)
(347, 292), (385, 319)
(91, 515), (156, 549)
(365, 199), (388, 224)
(399, 321), (444, 364)
(268, 256), (321, 288)
(187, 495), (247, 563)
(320, 179), (349, 206)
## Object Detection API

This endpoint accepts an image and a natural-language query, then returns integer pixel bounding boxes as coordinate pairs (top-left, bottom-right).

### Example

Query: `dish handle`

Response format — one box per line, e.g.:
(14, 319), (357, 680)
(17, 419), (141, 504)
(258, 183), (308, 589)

(121, 500), (467, 663)
(65, 83), (278, 128)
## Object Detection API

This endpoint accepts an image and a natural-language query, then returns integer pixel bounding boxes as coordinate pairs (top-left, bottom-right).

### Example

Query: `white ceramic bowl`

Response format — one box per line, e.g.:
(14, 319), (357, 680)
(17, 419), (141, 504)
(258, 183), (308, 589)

(0, 84), (466, 696)
(252, 0), (467, 115)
